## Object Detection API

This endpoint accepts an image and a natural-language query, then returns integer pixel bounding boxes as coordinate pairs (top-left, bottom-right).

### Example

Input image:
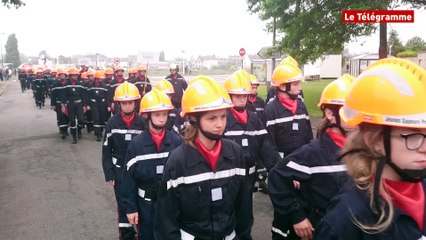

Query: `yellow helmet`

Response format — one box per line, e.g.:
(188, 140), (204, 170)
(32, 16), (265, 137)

(249, 74), (260, 85)
(94, 70), (106, 79)
(104, 68), (114, 75)
(180, 76), (233, 117)
(271, 63), (304, 87)
(279, 56), (299, 68)
(318, 74), (355, 108)
(80, 72), (88, 80)
(128, 67), (138, 74)
(224, 73), (252, 95)
(188, 75), (212, 86)
(113, 81), (141, 102)
(139, 89), (174, 114)
(68, 67), (79, 75)
(340, 58), (426, 129)
(233, 69), (250, 82)
(155, 79), (175, 94)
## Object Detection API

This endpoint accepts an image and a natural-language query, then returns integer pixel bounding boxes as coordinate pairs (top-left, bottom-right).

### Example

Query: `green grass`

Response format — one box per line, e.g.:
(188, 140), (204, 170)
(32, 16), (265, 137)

(257, 79), (334, 117)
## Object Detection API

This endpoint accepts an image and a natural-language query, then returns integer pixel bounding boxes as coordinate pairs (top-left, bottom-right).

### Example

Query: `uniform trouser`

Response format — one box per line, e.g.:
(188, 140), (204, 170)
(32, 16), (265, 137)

(136, 194), (157, 240)
(113, 172), (136, 240)
(55, 103), (69, 134)
(35, 87), (45, 105)
(20, 79), (26, 92)
(68, 101), (84, 138)
(272, 212), (300, 240)
(91, 100), (107, 137)
(85, 109), (93, 131)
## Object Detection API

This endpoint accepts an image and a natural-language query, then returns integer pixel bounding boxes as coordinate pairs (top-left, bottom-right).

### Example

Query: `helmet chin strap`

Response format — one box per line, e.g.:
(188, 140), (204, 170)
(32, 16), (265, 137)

(190, 114), (223, 141)
(277, 84), (298, 99)
(147, 113), (166, 130)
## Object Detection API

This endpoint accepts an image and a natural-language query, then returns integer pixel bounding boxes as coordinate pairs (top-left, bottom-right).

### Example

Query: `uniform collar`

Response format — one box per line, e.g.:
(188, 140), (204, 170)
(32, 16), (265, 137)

(185, 140), (235, 168)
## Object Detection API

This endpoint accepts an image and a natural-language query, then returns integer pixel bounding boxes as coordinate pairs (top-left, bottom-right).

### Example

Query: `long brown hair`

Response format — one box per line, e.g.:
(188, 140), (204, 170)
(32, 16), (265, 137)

(343, 123), (394, 233)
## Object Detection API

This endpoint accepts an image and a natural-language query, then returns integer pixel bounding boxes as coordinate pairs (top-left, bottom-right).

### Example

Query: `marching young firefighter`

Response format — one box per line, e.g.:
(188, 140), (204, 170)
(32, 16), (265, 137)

(223, 72), (280, 192)
(50, 69), (69, 139)
(246, 74), (266, 124)
(153, 79), (182, 132)
(314, 58), (426, 239)
(87, 71), (109, 141)
(110, 66), (127, 115)
(154, 77), (253, 240)
(102, 81), (145, 240)
(83, 71), (95, 133)
(65, 67), (87, 144)
(265, 62), (313, 239)
(268, 74), (354, 240)
(122, 89), (183, 240)
(33, 68), (48, 108)
(103, 67), (115, 122)
(165, 63), (187, 109)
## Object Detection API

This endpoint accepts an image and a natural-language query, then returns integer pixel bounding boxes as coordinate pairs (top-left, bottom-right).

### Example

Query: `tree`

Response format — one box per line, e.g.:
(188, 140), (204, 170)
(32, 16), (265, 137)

(405, 36), (426, 52)
(387, 29), (405, 56)
(247, 0), (426, 64)
(4, 33), (21, 68)
(159, 50), (165, 62)
(2, 0), (25, 8)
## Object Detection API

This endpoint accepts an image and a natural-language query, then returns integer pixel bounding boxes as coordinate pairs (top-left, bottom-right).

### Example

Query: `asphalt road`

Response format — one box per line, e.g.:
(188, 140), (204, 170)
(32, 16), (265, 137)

(0, 77), (274, 240)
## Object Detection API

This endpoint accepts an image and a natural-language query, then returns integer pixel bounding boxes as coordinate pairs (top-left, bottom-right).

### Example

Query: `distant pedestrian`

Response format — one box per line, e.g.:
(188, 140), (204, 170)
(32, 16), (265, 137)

(165, 63), (187, 109)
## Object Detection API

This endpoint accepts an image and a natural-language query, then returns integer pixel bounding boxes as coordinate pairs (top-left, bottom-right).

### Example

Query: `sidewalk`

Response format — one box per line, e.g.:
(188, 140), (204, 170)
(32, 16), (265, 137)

(0, 80), (11, 96)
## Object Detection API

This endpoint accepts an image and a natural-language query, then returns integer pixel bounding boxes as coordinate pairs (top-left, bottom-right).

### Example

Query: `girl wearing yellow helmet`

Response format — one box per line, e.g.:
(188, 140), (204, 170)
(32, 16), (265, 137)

(314, 58), (426, 239)
(268, 75), (354, 240)
(102, 81), (146, 240)
(155, 77), (253, 239)
(122, 89), (183, 240)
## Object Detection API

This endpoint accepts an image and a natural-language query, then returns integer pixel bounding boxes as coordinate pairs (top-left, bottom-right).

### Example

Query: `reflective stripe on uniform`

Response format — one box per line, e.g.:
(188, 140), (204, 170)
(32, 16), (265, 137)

(266, 114), (309, 127)
(248, 166), (256, 175)
(271, 227), (289, 237)
(224, 129), (268, 137)
(138, 188), (151, 201)
(167, 168), (246, 190)
(180, 229), (236, 240)
(286, 161), (347, 175)
(127, 152), (170, 170)
(118, 223), (132, 228)
(112, 157), (121, 168)
(104, 129), (143, 146)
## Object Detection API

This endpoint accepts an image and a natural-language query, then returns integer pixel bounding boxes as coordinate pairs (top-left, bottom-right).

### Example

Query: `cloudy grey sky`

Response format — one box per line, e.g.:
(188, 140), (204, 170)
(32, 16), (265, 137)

(0, 0), (425, 59)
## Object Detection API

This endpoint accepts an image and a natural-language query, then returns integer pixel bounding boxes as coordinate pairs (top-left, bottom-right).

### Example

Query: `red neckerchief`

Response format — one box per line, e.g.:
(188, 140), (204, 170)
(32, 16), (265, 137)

(230, 108), (248, 125)
(149, 128), (165, 151)
(71, 79), (77, 85)
(120, 112), (135, 129)
(139, 76), (146, 81)
(384, 179), (425, 231)
(117, 77), (124, 83)
(106, 78), (112, 83)
(172, 74), (177, 80)
(95, 81), (101, 87)
(326, 128), (346, 149)
(278, 94), (297, 114)
(60, 80), (67, 86)
(195, 138), (222, 171)
(248, 96), (256, 103)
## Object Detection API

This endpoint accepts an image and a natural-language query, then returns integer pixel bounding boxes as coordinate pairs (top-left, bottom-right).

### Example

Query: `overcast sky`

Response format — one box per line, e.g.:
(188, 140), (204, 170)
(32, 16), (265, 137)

(0, 0), (425, 59)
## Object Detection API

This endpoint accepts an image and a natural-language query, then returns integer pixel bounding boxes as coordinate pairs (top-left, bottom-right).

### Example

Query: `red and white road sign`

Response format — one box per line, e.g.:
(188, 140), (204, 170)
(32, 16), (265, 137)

(239, 48), (246, 57)
(114, 58), (120, 65)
